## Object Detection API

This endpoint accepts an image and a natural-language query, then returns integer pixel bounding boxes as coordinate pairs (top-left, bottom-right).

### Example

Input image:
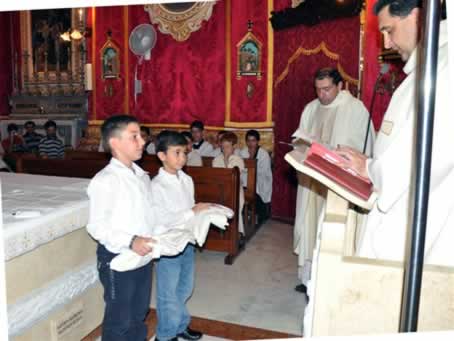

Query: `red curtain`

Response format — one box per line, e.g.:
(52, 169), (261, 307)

(93, 6), (128, 120)
(128, 3), (226, 126)
(271, 1), (360, 220)
(230, 0), (269, 123)
(0, 12), (14, 116)
(361, 0), (405, 130)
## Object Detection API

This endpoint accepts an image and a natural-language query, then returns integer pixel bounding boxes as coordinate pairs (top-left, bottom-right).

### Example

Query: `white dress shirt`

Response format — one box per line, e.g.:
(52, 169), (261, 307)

(186, 150), (203, 167)
(146, 142), (156, 155)
(149, 167), (196, 236)
(86, 158), (194, 254)
(193, 140), (214, 157)
(239, 146), (273, 203)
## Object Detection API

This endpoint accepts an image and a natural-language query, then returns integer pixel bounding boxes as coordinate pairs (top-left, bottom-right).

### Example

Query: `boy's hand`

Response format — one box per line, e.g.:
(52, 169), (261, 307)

(192, 203), (212, 214)
(131, 236), (155, 256)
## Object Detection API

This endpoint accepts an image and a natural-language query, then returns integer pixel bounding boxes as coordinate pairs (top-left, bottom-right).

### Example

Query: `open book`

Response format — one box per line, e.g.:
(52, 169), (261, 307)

(285, 143), (377, 210)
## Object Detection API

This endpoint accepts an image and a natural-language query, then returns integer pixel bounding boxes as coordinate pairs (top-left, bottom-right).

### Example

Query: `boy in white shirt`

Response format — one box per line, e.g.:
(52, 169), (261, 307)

(181, 131), (203, 167)
(190, 120), (214, 157)
(87, 116), (203, 340)
(151, 130), (209, 341)
(239, 130), (272, 225)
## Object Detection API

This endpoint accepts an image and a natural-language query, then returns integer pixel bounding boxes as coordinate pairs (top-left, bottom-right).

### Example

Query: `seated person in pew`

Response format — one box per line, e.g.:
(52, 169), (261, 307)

(152, 130), (209, 341)
(212, 131), (246, 235)
(38, 120), (64, 159)
(190, 120), (214, 157)
(2, 123), (26, 153)
(211, 130), (241, 158)
(239, 129), (272, 225)
(141, 126), (156, 155)
(22, 120), (43, 154)
(181, 131), (203, 166)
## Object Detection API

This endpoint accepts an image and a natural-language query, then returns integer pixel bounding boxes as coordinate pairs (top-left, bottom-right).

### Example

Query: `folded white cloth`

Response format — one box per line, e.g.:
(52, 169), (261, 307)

(109, 204), (234, 272)
(187, 204), (234, 246)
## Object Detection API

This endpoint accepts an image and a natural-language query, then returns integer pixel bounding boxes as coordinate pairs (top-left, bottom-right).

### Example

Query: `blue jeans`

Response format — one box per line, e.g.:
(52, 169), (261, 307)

(155, 244), (195, 340)
(97, 244), (152, 341)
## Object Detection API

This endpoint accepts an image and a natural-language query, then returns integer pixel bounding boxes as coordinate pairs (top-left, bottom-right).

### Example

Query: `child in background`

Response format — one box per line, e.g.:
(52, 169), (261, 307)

(151, 130), (209, 341)
(181, 131), (203, 167)
(239, 129), (272, 225)
(190, 120), (213, 157)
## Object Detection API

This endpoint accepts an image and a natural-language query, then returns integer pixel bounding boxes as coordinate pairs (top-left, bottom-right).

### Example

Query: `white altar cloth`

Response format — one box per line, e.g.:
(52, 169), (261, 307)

(1, 173), (90, 261)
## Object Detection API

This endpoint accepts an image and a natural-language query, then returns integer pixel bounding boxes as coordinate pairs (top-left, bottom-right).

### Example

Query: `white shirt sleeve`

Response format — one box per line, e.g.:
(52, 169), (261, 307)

(86, 176), (133, 250)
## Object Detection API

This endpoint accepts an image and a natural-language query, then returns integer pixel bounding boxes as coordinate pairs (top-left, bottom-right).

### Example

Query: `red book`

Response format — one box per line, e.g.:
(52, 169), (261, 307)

(303, 143), (373, 201)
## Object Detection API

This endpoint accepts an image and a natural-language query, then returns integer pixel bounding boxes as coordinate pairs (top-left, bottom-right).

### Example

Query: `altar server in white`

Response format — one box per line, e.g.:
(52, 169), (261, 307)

(190, 120), (214, 157)
(239, 129), (273, 225)
(293, 67), (374, 293)
(338, 0), (453, 267)
(151, 130), (210, 341)
(86, 116), (207, 341)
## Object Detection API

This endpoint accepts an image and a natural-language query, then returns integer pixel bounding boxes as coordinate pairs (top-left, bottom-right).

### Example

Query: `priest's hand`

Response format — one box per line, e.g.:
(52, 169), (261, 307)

(336, 146), (369, 180)
(131, 236), (155, 256)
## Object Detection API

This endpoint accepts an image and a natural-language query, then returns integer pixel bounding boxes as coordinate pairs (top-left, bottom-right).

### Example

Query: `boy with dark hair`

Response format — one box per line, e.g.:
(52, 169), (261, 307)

(152, 130), (209, 341)
(190, 120), (213, 157)
(88, 117), (205, 340)
(87, 114), (154, 341)
(23, 121), (43, 154)
(239, 130), (273, 225)
(2, 123), (26, 153)
(181, 131), (202, 167)
(39, 120), (64, 159)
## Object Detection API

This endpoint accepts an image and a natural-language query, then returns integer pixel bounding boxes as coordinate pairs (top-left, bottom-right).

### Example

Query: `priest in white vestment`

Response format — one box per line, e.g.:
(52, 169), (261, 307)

(292, 67), (374, 291)
(338, 1), (453, 267)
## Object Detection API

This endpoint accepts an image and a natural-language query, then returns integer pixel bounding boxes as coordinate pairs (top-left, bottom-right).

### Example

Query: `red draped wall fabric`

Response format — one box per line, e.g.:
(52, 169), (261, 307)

(128, 3), (226, 126)
(361, 0), (399, 130)
(0, 12), (14, 115)
(93, 6), (128, 121)
(272, 0), (360, 220)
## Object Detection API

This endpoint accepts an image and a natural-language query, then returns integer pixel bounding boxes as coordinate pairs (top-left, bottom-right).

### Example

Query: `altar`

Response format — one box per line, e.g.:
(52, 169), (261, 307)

(2, 173), (103, 340)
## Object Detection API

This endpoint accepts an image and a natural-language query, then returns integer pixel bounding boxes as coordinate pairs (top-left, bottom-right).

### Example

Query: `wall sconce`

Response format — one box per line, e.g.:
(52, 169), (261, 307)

(60, 29), (83, 42)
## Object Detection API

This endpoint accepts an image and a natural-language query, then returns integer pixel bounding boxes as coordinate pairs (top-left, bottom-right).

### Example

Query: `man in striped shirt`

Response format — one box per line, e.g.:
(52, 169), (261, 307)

(39, 120), (64, 159)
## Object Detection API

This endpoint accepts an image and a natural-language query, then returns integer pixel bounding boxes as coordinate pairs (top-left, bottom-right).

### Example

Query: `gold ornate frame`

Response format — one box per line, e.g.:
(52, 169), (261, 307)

(236, 31), (263, 80)
(144, 2), (216, 42)
(20, 8), (87, 89)
(100, 36), (120, 80)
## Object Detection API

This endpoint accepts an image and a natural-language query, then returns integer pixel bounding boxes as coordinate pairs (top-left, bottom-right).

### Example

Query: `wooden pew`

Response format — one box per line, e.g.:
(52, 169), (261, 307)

(65, 150), (111, 161)
(16, 156), (242, 264)
(16, 157), (108, 179)
(201, 156), (257, 238)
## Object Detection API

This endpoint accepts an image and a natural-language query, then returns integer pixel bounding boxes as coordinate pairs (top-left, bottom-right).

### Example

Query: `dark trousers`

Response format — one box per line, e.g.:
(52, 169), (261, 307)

(256, 194), (270, 225)
(97, 244), (152, 341)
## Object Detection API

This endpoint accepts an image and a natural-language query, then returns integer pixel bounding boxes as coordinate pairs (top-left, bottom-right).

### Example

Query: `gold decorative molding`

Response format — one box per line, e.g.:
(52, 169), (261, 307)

(84, 121), (275, 154)
(274, 41), (359, 88)
(144, 2), (216, 42)
(266, 0), (274, 125)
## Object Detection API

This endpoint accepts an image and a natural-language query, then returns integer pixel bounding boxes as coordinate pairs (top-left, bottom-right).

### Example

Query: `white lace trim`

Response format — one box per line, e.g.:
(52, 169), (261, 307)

(7, 261), (98, 337)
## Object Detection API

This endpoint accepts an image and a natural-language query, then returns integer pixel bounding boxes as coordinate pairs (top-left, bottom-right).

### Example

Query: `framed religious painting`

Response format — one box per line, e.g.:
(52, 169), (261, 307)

(236, 29), (262, 80)
(100, 35), (120, 79)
